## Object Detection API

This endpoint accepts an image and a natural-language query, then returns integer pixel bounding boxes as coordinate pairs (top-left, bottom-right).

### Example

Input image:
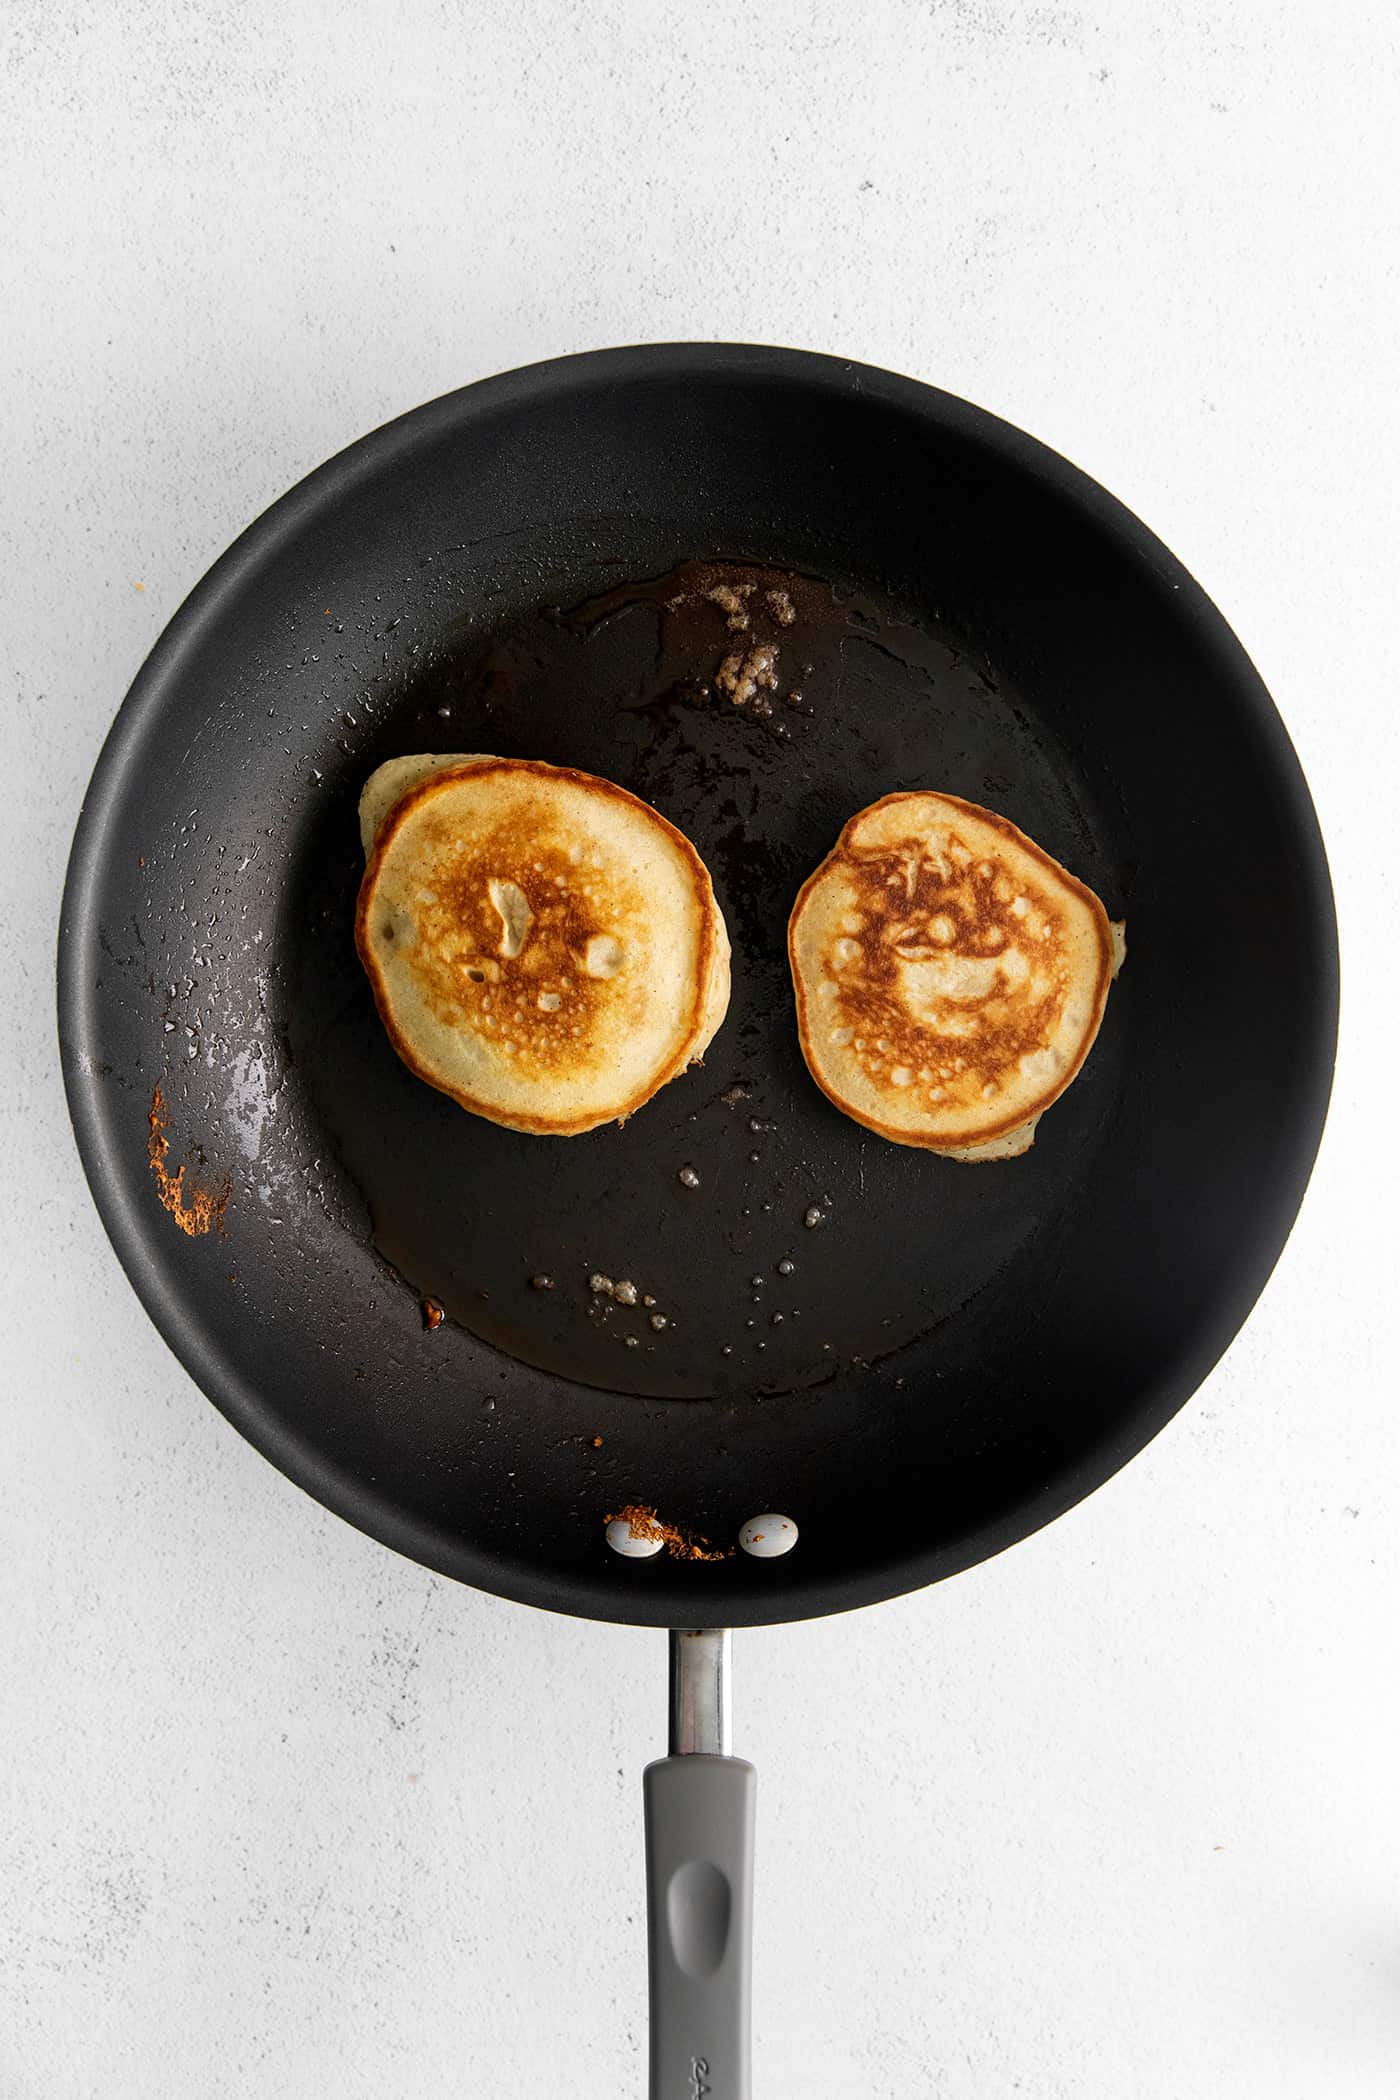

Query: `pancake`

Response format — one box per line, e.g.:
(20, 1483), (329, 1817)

(788, 792), (1123, 1158)
(357, 750), (494, 855)
(356, 757), (731, 1135)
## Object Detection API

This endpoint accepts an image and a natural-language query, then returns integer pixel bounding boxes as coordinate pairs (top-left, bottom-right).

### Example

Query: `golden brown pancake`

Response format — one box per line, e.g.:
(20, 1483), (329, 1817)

(356, 757), (730, 1135)
(788, 792), (1122, 1158)
(357, 750), (494, 855)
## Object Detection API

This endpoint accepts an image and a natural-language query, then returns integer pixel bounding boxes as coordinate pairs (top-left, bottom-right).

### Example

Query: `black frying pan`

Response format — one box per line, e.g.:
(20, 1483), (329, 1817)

(58, 345), (1338, 2093)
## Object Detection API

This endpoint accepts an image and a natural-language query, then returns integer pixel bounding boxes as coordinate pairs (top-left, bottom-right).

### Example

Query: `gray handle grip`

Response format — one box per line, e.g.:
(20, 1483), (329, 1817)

(644, 1753), (756, 2100)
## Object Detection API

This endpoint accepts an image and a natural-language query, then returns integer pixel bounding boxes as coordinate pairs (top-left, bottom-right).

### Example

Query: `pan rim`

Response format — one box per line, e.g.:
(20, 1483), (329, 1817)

(57, 342), (1339, 1626)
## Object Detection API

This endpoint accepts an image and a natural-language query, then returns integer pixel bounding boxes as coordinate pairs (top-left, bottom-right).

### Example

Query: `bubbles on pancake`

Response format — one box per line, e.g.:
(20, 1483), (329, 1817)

(584, 933), (624, 978)
(388, 814), (641, 1071)
(677, 1164), (701, 1188)
(488, 877), (533, 957)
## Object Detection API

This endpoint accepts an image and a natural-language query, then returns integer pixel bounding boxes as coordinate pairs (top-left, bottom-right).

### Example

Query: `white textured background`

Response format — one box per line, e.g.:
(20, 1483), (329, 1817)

(2, 4), (1397, 2095)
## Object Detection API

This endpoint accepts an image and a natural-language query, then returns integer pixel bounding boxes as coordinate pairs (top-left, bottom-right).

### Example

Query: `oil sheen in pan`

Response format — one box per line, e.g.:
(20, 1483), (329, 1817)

(290, 557), (1125, 1402)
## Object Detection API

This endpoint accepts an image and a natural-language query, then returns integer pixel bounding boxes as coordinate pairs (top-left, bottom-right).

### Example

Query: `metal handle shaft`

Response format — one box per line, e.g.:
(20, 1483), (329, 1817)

(669, 1628), (731, 1755)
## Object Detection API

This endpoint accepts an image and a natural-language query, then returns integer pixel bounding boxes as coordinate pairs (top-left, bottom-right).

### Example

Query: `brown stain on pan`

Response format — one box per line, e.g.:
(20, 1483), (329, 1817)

(147, 1087), (229, 1237)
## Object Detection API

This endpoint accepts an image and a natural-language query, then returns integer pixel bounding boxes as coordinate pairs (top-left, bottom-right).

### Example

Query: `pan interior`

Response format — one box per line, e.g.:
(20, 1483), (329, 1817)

(59, 351), (1336, 1624)
(292, 557), (1122, 1404)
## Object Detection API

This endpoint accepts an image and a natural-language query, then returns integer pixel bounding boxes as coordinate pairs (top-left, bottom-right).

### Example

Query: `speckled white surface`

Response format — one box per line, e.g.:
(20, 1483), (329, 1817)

(3, 4), (1397, 2094)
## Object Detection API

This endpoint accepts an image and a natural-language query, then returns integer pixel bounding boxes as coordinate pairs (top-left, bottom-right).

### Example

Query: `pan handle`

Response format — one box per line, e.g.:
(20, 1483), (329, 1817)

(644, 1629), (755, 2100)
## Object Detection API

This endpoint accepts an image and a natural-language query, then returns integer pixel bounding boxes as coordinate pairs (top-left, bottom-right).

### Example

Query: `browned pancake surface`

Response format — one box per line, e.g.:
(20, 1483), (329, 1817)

(789, 792), (1116, 1154)
(357, 758), (730, 1135)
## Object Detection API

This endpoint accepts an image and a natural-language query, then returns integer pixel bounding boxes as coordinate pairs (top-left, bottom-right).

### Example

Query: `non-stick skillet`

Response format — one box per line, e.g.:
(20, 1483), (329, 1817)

(58, 344), (1338, 2095)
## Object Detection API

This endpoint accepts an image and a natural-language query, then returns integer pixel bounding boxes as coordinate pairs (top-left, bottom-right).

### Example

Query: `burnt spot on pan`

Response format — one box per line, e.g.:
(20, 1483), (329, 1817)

(281, 555), (1125, 1402)
(147, 1086), (230, 1237)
